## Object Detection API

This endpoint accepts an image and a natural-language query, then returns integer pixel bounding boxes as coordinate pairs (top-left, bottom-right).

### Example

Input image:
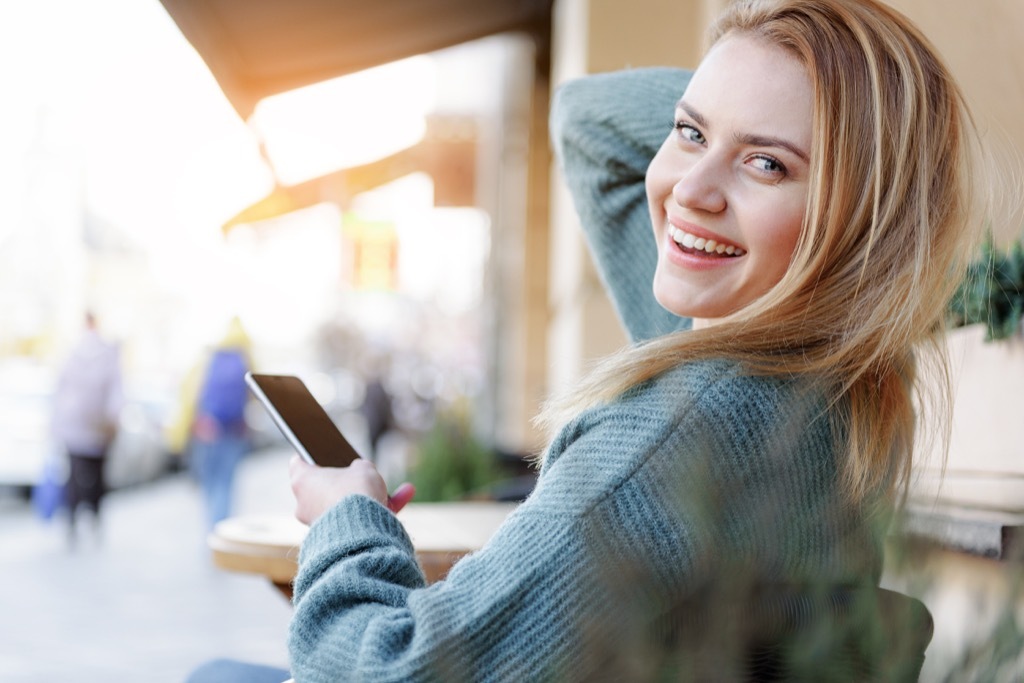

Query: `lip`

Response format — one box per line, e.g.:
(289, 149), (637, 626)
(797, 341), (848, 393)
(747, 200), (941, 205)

(666, 216), (741, 251)
(663, 216), (744, 271)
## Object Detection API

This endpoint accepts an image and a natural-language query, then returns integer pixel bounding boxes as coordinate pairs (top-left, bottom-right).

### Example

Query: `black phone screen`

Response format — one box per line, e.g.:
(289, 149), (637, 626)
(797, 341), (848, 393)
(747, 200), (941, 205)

(245, 373), (361, 468)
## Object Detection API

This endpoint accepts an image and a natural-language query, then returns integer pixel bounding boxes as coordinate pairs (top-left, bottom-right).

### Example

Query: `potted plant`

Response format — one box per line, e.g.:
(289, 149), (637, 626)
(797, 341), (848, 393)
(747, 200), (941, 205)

(407, 401), (503, 502)
(947, 234), (1024, 341)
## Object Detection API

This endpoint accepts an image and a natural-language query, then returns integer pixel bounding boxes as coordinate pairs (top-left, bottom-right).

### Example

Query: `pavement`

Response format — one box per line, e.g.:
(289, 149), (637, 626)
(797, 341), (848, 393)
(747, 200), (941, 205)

(0, 447), (299, 683)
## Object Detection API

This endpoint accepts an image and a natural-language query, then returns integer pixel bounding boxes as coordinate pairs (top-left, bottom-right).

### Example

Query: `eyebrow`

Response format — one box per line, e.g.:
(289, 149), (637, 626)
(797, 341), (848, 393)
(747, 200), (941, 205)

(676, 99), (810, 164)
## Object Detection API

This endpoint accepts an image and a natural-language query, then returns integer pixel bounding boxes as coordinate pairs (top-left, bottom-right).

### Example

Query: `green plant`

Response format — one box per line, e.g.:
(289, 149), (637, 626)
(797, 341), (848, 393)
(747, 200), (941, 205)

(407, 404), (502, 502)
(948, 235), (1024, 341)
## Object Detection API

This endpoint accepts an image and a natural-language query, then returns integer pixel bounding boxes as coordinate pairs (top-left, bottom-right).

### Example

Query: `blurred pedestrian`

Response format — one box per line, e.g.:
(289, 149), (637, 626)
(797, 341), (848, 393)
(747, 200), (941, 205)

(188, 317), (253, 531)
(51, 311), (123, 546)
(359, 366), (394, 462)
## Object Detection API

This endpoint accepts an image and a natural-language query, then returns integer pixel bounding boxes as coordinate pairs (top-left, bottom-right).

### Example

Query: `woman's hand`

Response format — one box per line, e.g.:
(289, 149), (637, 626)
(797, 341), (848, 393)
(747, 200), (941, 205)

(289, 455), (416, 525)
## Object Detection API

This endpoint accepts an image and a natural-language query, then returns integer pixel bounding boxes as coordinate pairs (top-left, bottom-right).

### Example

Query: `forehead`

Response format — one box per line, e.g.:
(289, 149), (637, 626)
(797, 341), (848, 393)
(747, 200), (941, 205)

(681, 34), (813, 148)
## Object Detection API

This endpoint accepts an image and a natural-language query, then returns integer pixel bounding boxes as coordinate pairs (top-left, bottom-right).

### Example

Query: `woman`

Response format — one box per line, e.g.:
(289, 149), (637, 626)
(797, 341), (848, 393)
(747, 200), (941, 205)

(192, 0), (981, 680)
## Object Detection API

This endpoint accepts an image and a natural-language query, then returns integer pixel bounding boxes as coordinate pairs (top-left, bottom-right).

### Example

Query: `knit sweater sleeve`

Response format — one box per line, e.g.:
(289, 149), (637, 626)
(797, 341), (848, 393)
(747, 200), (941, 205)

(287, 367), (880, 682)
(550, 67), (693, 342)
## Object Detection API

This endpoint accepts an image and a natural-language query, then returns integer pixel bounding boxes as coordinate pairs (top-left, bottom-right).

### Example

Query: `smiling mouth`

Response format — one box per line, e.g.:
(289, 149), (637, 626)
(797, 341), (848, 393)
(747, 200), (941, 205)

(670, 227), (745, 257)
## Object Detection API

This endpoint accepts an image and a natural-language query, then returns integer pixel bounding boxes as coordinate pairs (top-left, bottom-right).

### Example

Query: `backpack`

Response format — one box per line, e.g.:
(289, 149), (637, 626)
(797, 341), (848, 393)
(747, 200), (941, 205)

(198, 349), (249, 425)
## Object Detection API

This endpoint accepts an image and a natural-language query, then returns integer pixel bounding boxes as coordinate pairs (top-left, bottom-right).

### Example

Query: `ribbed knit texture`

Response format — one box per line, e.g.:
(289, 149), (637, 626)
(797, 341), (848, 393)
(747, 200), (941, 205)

(287, 68), (889, 682)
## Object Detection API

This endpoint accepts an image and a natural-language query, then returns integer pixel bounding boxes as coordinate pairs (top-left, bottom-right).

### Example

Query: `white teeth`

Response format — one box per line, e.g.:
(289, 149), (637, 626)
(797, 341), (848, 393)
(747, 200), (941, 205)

(670, 227), (744, 256)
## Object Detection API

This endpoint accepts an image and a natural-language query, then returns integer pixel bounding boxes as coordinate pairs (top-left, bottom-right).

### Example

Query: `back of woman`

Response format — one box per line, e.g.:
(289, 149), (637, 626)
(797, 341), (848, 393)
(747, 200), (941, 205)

(190, 1), (983, 681)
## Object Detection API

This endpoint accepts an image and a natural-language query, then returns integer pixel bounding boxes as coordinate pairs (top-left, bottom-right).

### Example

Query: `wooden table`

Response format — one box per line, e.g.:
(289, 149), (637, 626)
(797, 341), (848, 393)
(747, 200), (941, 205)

(208, 502), (518, 598)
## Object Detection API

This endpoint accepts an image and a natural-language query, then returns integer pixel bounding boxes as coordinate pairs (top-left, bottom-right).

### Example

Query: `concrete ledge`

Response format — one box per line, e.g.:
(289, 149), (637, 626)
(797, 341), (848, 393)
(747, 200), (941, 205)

(897, 502), (1024, 560)
(897, 470), (1024, 559)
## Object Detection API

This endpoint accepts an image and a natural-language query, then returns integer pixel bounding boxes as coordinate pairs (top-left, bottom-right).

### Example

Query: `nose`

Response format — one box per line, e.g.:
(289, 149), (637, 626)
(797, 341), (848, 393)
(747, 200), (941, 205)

(672, 155), (727, 214)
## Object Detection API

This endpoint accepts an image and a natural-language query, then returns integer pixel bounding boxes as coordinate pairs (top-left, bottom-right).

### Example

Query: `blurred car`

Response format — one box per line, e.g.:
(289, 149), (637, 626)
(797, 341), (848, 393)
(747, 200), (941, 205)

(105, 381), (177, 490)
(0, 368), (52, 494)
(0, 361), (175, 498)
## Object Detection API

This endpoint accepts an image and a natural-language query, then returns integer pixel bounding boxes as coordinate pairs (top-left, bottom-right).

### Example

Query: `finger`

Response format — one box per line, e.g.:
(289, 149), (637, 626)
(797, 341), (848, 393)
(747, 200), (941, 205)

(387, 482), (416, 513)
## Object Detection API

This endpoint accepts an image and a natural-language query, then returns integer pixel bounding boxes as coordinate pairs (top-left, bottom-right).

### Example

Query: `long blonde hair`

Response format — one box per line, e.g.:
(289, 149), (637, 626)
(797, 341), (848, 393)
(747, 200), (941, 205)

(538, 0), (983, 502)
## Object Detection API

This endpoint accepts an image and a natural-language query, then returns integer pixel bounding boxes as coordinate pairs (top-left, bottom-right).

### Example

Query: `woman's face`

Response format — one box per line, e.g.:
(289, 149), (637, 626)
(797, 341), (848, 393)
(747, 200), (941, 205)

(646, 34), (813, 328)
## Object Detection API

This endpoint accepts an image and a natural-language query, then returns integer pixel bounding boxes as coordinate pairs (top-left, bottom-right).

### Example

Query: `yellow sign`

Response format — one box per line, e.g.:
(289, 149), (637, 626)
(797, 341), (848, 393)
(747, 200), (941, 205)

(342, 214), (398, 291)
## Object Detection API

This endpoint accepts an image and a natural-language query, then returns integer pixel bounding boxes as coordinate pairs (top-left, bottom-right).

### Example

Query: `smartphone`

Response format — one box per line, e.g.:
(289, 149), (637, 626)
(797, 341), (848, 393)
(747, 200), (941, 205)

(245, 372), (361, 468)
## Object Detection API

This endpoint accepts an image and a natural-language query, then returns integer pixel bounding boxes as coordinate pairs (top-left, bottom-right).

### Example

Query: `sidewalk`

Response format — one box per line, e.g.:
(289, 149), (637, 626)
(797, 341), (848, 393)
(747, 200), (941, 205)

(0, 448), (298, 683)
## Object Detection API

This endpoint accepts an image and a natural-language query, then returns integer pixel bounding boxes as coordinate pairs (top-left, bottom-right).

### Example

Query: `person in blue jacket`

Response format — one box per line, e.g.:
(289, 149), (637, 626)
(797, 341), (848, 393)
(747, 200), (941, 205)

(189, 317), (254, 531)
(189, 1), (984, 680)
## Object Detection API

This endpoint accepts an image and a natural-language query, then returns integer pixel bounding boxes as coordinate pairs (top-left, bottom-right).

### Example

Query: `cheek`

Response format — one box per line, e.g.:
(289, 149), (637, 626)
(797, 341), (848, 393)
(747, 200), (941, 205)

(756, 202), (805, 275)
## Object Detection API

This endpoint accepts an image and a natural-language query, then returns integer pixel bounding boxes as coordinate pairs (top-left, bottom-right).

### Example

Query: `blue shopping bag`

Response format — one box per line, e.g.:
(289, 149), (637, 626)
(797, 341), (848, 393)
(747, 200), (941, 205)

(32, 456), (66, 522)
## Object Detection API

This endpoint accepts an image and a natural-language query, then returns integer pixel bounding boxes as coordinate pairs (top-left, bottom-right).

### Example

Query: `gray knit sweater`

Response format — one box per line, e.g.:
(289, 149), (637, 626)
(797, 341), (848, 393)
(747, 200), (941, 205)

(288, 67), (888, 683)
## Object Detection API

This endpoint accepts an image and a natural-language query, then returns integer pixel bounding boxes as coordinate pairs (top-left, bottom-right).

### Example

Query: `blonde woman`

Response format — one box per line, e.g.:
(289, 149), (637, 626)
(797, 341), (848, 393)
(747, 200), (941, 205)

(188, 1), (981, 681)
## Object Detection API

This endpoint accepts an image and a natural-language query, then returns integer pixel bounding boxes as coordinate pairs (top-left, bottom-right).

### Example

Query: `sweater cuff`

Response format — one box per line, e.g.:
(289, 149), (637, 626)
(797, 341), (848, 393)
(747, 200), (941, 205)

(302, 494), (415, 561)
(292, 494), (426, 609)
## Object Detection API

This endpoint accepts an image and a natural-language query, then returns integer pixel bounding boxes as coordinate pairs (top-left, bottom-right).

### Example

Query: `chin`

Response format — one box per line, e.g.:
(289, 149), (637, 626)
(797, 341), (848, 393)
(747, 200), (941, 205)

(655, 291), (734, 322)
(654, 289), (698, 319)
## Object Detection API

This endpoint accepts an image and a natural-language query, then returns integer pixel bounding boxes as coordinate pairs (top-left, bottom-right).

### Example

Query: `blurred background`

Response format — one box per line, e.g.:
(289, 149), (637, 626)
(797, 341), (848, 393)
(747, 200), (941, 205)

(2, 0), (1021, 504)
(1, 0), (1022, 680)
(0, 0), (556, 503)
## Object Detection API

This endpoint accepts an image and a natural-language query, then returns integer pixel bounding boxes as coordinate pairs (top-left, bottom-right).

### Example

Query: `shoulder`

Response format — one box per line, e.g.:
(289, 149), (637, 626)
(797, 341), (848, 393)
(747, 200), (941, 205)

(646, 363), (832, 464)
(535, 362), (833, 507)
(651, 363), (828, 442)
(556, 361), (822, 451)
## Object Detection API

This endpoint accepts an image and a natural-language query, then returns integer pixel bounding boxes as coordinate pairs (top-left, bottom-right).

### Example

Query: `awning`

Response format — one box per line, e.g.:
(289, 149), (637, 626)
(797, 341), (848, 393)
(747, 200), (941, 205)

(158, 0), (554, 120)
(222, 115), (477, 230)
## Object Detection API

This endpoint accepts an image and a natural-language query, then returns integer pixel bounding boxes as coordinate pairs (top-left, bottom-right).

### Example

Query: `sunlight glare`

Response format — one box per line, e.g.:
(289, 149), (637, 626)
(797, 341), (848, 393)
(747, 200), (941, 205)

(250, 57), (435, 186)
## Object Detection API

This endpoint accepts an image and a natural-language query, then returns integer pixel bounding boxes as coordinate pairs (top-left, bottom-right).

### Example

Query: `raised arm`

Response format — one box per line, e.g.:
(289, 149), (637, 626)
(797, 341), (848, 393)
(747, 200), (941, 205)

(550, 67), (693, 343)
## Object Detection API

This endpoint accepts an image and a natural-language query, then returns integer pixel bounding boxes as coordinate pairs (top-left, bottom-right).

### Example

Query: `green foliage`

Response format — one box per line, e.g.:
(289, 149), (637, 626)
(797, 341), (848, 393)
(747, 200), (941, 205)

(948, 235), (1024, 341)
(407, 405), (502, 502)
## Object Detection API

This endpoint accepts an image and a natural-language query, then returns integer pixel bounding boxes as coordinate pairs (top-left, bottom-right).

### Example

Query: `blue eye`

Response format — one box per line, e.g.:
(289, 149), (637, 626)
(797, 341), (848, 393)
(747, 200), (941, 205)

(749, 154), (787, 177)
(673, 121), (705, 145)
